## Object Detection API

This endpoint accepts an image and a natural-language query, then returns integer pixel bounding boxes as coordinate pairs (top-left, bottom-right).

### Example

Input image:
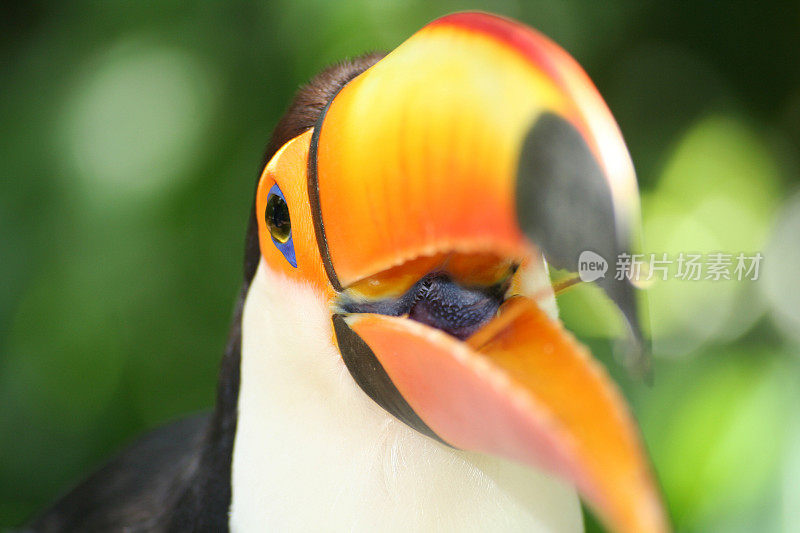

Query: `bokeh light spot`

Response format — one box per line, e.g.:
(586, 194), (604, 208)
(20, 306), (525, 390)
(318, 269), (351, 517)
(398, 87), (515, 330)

(643, 115), (780, 356)
(762, 192), (800, 345)
(60, 39), (217, 202)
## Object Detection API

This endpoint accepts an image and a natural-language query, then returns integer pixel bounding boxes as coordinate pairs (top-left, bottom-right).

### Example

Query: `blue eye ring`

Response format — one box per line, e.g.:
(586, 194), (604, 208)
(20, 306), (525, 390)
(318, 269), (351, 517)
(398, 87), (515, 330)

(265, 184), (297, 268)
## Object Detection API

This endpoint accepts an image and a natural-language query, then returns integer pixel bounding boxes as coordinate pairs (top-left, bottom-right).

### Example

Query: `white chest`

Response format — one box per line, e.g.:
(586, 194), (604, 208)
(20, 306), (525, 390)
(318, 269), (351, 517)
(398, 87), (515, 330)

(229, 263), (582, 532)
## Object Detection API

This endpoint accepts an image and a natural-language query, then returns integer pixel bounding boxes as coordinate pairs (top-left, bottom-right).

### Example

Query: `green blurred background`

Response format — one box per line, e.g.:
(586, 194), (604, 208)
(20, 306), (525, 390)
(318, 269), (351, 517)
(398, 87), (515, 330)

(1, 1), (799, 531)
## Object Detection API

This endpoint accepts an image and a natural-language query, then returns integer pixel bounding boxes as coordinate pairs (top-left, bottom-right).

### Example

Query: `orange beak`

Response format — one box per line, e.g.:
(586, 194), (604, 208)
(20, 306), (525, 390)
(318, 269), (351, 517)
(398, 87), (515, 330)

(310, 12), (668, 533)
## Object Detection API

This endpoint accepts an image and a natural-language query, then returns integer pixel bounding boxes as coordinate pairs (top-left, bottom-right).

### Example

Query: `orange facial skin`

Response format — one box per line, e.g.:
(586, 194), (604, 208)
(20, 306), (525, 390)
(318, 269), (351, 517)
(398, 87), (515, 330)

(255, 130), (333, 300)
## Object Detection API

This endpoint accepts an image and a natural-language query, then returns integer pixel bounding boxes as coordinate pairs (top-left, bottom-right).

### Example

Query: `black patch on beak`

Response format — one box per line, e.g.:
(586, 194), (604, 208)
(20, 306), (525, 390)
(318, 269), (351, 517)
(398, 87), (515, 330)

(332, 314), (448, 445)
(516, 112), (648, 376)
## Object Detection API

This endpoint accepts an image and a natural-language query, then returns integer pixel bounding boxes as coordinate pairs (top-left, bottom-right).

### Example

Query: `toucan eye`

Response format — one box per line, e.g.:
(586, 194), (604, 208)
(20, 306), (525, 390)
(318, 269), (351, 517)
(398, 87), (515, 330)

(266, 191), (291, 243)
(265, 184), (297, 267)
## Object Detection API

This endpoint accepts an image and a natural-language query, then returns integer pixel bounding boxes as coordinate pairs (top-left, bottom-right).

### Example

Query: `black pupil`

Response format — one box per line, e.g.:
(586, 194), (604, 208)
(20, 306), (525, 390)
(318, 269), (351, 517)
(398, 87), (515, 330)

(266, 193), (291, 243)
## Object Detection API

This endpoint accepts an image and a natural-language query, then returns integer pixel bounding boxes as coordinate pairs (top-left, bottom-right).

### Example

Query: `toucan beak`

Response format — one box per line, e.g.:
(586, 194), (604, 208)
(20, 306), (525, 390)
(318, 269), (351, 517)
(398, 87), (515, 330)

(310, 12), (668, 533)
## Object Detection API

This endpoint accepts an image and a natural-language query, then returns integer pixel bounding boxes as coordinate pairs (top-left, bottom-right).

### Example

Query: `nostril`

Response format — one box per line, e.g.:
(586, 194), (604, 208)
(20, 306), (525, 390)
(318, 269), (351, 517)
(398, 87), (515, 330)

(419, 274), (436, 294)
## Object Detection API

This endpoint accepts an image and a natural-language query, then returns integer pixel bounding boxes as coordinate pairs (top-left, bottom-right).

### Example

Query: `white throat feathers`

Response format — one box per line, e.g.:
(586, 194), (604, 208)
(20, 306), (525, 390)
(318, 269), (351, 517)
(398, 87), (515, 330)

(230, 261), (582, 532)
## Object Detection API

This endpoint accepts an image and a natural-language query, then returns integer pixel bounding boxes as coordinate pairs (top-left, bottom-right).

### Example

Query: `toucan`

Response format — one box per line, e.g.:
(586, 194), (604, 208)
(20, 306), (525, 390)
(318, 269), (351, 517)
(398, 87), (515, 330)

(30, 12), (668, 533)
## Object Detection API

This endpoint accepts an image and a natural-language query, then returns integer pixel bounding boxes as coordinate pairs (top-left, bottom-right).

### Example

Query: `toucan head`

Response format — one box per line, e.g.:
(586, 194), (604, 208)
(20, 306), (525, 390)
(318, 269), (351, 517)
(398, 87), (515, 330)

(251, 12), (667, 533)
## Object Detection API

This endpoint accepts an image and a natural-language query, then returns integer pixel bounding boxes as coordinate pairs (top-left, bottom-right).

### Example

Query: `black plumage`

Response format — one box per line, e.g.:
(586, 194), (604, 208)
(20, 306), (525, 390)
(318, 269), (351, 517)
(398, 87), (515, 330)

(28, 52), (385, 533)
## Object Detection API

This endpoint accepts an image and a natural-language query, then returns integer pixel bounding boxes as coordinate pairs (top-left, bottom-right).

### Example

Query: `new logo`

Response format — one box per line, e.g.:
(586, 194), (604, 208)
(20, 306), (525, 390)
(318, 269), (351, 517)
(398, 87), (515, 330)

(578, 251), (608, 282)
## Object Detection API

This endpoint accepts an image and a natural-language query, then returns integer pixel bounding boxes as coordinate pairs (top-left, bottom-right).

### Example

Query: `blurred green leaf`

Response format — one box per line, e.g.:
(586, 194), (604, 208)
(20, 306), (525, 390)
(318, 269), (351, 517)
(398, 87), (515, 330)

(644, 350), (789, 531)
(643, 115), (781, 355)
